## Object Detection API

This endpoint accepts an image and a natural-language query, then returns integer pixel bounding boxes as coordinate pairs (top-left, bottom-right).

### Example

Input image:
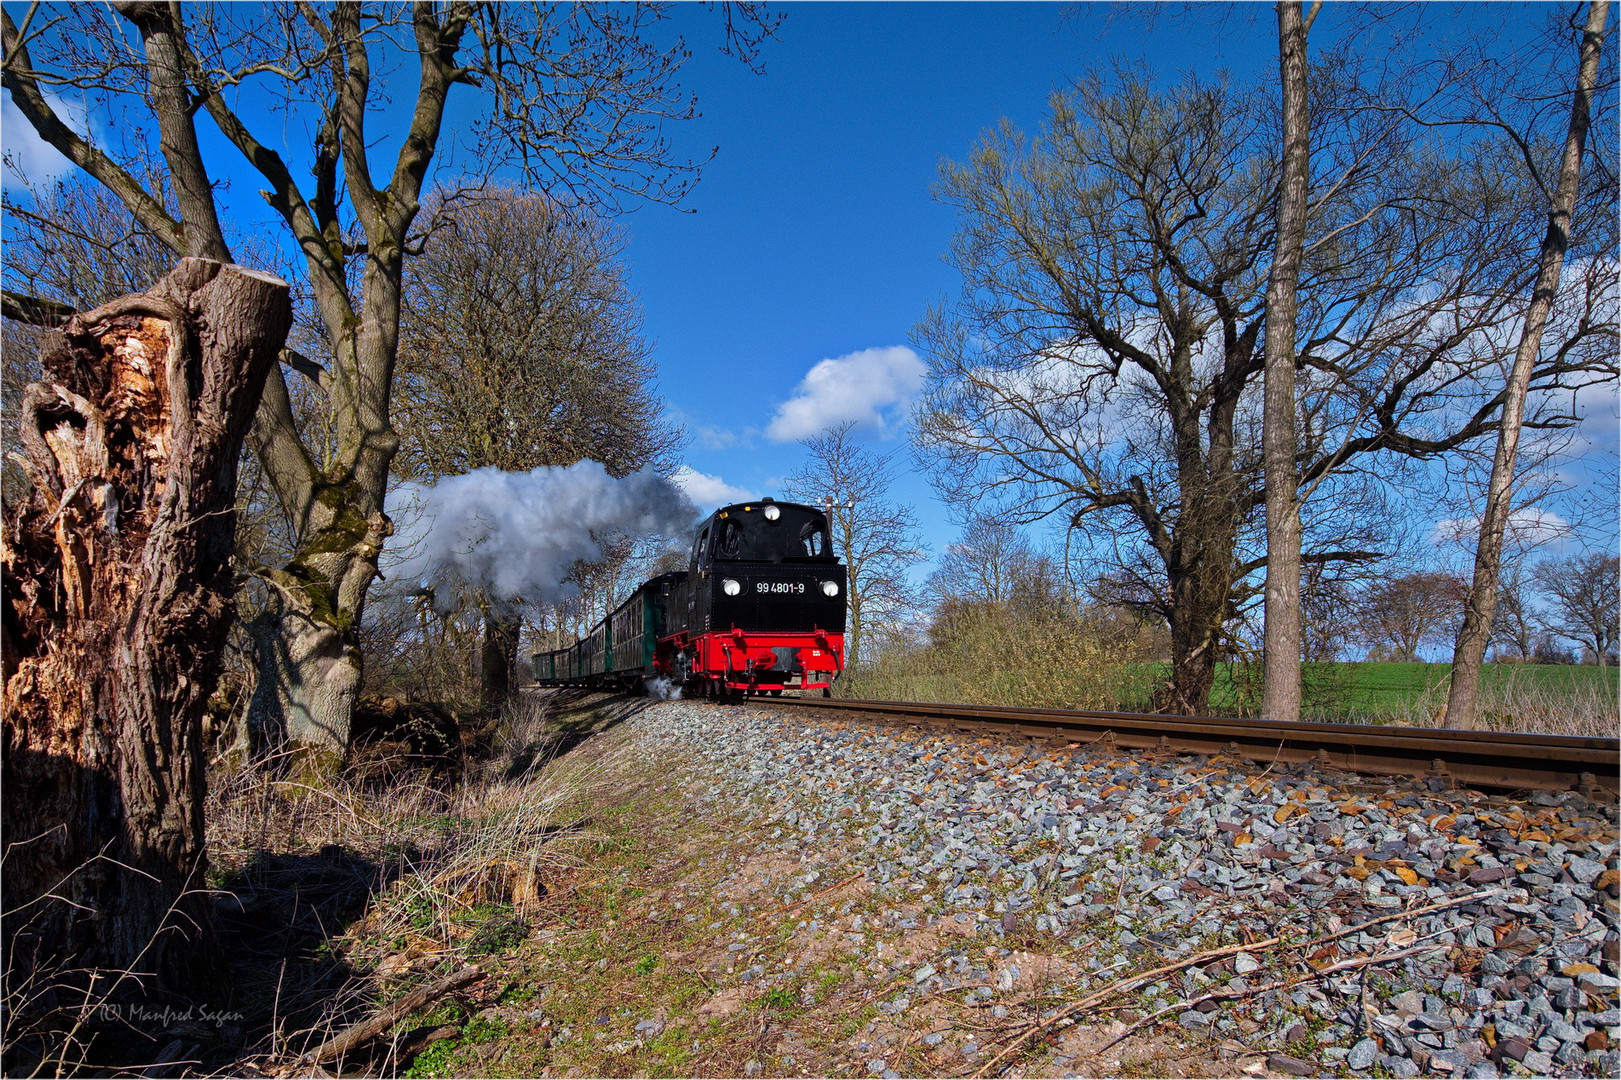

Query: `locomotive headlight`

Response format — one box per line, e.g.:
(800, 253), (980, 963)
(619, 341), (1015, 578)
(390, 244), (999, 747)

(821, 580), (840, 597)
(722, 578), (742, 596)
(763, 505), (780, 521)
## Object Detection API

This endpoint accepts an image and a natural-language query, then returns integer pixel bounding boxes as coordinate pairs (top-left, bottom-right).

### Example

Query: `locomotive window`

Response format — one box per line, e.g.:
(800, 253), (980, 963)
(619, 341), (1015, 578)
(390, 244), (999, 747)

(800, 522), (827, 557)
(694, 526), (709, 565)
(717, 519), (743, 558)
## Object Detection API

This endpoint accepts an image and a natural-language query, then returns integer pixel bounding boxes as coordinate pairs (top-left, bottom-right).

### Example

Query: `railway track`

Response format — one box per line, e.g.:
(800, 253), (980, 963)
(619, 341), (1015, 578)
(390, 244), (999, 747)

(761, 695), (1620, 796)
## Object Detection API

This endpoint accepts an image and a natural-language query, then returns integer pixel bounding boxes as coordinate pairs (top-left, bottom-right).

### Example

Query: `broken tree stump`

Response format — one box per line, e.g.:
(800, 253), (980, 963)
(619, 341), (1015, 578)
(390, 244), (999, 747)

(2, 259), (291, 1011)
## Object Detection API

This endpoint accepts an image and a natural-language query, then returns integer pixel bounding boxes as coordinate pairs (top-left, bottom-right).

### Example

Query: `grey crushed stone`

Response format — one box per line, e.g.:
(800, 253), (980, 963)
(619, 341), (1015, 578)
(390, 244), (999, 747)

(627, 698), (1620, 1077)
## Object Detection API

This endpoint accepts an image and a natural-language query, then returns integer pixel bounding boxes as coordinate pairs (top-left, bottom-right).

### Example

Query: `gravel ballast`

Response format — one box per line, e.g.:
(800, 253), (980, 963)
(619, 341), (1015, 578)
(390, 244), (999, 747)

(629, 696), (1620, 1078)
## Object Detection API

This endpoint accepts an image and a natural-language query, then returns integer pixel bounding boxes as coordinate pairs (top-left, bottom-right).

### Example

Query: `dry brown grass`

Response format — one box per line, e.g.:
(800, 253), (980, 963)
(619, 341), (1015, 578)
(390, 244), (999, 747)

(192, 697), (605, 1071)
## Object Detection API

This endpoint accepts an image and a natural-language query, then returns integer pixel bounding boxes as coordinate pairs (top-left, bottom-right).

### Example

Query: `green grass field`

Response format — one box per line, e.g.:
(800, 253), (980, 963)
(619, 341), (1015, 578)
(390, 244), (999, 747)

(851, 659), (1617, 736)
(1198, 661), (1619, 730)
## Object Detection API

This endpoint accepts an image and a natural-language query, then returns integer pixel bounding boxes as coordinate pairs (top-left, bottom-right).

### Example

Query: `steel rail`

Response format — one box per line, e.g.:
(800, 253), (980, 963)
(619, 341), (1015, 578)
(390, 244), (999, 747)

(759, 696), (1620, 796)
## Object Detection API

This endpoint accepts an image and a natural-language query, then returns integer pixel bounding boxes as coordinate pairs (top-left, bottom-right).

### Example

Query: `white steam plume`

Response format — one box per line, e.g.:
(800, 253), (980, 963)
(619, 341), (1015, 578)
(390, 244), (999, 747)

(386, 461), (698, 609)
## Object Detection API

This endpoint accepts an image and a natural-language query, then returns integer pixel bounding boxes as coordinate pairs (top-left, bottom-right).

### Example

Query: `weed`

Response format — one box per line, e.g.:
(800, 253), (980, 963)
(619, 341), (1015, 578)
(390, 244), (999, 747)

(404, 1038), (462, 1079)
(463, 1014), (510, 1043)
(498, 983), (537, 1006)
(465, 906), (530, 957)
(644, 1030), (696, 1076)
(635, 954), (659, 975)
(405, 893), (436, 931)
(757, 987), (797, 1012)
(1285, 1038), (1320, 1062)
(410, 1000), (470, 1030)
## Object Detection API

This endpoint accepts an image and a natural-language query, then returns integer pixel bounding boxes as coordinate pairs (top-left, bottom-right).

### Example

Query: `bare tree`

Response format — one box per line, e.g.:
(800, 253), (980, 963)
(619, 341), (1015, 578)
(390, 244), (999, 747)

(1356, 571), (1469, 663)
(1260, 0), (1321, 722)
(914, 62), (1613, 715)
(926, 516), (1044, 608)
(2, 260), (289, 1013)
(1491, 563), (1540, 660)
(1535, 552), (1620, 664)
(2, 2), (777, 768)
(1300, 558), (1363, 661)
(785, 424), (924, 679)
(391, 188), (681, 717)
(1446, 0), (1614, 727)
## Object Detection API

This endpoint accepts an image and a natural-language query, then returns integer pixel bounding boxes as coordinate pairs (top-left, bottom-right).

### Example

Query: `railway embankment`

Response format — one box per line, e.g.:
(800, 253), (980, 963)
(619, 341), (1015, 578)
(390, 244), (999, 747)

(358, 691), (1618, 1078)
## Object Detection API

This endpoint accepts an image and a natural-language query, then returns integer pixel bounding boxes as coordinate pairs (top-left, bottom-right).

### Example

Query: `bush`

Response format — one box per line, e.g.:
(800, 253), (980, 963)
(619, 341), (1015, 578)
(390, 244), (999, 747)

(847, 598), (1159, 710)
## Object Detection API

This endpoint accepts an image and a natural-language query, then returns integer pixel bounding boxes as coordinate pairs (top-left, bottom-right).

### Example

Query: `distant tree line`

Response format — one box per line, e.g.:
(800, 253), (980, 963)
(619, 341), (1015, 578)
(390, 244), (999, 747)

(1352, 553), (1619, 665)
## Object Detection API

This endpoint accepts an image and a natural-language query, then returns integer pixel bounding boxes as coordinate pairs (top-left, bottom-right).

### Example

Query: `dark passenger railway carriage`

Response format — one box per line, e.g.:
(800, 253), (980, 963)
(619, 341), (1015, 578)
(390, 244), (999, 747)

(533, 499), (847, 698)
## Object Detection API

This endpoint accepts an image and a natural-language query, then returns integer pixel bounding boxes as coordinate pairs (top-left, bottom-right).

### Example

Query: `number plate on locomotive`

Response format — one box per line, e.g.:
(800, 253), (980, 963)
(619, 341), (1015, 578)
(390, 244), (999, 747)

(755, 581), (806, 594)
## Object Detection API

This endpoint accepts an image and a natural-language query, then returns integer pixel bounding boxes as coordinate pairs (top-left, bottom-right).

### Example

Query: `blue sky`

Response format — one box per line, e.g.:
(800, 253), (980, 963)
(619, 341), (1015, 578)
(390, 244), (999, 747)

(617, 2), (1616, 578)
(625, 2), (1275, 552)
(4, 1), (1615, 594)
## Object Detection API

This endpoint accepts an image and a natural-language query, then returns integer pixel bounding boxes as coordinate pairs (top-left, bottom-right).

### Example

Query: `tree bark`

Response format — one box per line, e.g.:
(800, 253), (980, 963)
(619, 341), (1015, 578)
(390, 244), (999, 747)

(244, 589), (367, 770)
(1445, 0), (1609, 730)
(1262, 0), (1316, 724)
(481, 611), (521, 721)
(2, 259), (290, 1005)
(1156, 527), (1236, 717)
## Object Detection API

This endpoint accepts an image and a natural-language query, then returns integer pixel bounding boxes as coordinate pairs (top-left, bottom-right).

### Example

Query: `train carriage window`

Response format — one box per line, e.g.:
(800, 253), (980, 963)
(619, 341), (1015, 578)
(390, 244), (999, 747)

(799, 522), (826, 557)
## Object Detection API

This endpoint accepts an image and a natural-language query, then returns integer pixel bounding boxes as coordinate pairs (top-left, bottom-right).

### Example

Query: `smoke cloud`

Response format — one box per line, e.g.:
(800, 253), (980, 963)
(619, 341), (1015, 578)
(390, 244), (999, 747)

(386, 461), (698, 609)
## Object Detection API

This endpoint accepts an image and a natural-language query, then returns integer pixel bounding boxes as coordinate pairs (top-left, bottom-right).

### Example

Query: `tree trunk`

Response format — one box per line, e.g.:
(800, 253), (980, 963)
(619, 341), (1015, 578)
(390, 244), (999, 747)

(481, 611), (521, 720)
(241, 350), (394, 770)
(1262, 0), (1315, 724)
(1446, 0), (1608, 730)
(2, 260), (290, 1010)
(244, 590), (365, 770)
(1156, 553), (1231, 716)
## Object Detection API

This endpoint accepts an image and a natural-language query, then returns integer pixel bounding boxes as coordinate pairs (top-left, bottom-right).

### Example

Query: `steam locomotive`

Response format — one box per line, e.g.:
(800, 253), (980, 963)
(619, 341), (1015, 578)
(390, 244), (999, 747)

(532, 498), (847, 698)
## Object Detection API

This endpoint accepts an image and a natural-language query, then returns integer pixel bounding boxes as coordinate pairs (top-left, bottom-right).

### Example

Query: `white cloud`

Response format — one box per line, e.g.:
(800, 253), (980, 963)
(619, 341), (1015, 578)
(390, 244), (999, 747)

(1433, 507), (1572, 552)
(672, 466), (754, 510)
(3, 91), (89, 193)
(766, 345), (926, 442)
(694, 423), (741, 451)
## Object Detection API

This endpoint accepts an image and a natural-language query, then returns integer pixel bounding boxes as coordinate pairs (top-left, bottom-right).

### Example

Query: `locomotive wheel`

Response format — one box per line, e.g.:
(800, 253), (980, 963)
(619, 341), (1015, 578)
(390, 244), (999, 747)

(770, 689), (783, 697)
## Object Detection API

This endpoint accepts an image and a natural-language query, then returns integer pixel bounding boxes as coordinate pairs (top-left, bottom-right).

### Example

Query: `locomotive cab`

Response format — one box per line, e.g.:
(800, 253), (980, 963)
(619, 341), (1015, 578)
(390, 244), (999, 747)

(693, 499), (837, 568)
